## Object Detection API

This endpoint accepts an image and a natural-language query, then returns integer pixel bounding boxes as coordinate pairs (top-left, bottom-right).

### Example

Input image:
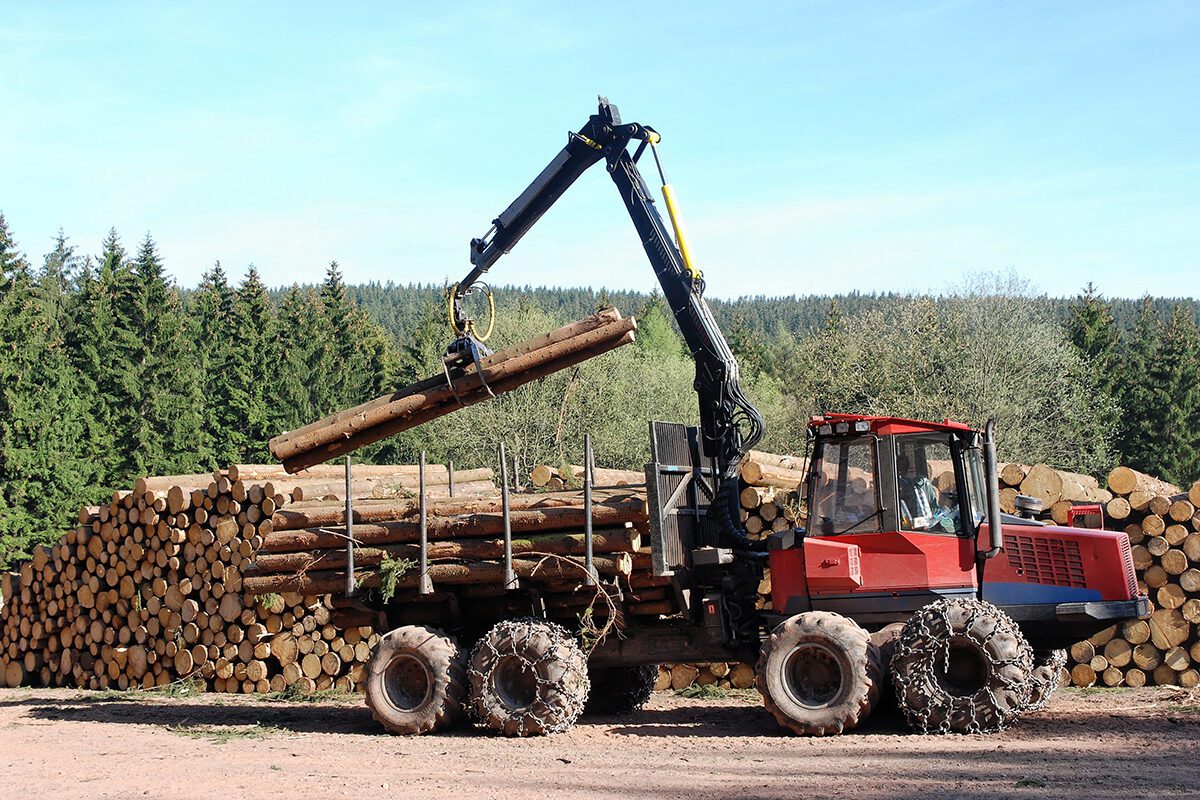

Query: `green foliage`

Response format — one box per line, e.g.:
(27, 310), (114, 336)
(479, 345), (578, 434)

(778, 274), (1116, 474)
(1125, 305), (1200, 484)
(377, 553), (416, 603)
(0, 215), (96, 564)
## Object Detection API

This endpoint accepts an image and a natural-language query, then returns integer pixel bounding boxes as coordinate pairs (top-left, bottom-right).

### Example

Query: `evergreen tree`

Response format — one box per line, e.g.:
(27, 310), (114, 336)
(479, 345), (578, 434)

(191, 263), (239, 465)
(1114, 298), (1162, 471)
(130, 234), (210, 475)
(38, 229), (79, 329)
(227, 266), (278, 461)
(65, 229), (132, 486)
(1066, 282), (1121, 429)
(1144, 306), (1200, 484)
(0, 215), (94, 566)
(275, 284), (328, 433)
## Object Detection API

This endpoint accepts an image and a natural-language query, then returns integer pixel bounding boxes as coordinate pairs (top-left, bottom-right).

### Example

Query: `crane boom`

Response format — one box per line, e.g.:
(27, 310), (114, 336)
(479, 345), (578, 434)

(452, 98), (764, 550)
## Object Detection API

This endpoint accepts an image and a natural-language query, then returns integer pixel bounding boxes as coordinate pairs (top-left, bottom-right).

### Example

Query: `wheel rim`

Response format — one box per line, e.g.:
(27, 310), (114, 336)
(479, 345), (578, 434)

(783, 642), (845, 708)
(493, 654), (539, 711)
(383, 654), (433, 712)
(935, 637), (989, 697)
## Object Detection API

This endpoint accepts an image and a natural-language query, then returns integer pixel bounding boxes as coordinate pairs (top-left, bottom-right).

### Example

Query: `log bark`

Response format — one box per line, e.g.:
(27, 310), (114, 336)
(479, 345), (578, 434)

(269, 488), (646, 531)
(247, 527), (640, 574)
(262, 498), (648, 553)
(242, 554), (633, 595)
(739, 460), (806, 490)
(272, 309), (622, 450)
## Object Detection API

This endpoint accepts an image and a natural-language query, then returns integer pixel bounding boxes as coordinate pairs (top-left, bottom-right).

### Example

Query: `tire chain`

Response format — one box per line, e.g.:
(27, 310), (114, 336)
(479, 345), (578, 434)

(1022, 648), (1067, 714)
(467, 618), (590, 736)
(890, 599), (1034, 735)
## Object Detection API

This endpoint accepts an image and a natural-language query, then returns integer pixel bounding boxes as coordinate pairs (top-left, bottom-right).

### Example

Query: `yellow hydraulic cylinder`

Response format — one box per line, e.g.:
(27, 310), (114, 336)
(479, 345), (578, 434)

(660, 183), (701, 282)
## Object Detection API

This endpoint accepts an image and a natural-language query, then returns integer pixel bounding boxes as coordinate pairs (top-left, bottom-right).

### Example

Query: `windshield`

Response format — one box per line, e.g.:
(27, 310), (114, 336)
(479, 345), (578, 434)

(810, 436), (880, 535)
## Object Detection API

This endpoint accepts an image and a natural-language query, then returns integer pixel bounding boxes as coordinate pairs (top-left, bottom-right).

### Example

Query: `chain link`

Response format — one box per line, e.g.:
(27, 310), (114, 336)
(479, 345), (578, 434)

(1022, 648), (1067, 713)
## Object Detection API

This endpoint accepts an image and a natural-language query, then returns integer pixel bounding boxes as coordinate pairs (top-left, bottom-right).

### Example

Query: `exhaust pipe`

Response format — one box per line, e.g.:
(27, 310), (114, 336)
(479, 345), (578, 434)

(981, 418), (1003, 560)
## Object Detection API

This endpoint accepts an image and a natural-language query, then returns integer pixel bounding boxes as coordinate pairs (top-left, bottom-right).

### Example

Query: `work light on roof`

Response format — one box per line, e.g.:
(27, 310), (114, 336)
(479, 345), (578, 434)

(855, 420), (871, 432)
(835, 422), (850, 434)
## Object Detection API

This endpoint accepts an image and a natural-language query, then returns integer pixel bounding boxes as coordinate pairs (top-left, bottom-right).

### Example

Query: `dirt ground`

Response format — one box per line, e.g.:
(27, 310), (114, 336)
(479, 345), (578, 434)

(0, 686), (1198, 800)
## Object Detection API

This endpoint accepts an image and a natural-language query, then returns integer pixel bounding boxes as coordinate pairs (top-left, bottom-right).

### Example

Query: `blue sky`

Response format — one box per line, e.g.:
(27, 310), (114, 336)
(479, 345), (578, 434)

(1, 1), (1196, 298)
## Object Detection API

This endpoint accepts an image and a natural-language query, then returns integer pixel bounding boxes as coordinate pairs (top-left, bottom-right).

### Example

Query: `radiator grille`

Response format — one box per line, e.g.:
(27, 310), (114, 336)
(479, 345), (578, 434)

(1007, 534), (1086, 588)
(1118, 536), (1138, 597)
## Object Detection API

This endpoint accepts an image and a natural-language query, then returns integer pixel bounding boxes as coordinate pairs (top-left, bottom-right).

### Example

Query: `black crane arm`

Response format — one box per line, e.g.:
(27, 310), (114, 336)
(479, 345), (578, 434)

(452, 98), (765, 551)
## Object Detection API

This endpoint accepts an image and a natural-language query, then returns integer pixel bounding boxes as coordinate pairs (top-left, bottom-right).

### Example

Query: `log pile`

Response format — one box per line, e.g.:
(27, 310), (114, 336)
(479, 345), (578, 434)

(240, 486), (677, 634)
(0, 463), (697, 693)
(0, 464), (494, 692)
(1065, 471), (1200, 688)
(739, 450), (807, 492)
(653, 661), (757, 692)
(993, 463), (1113, 523)
(269, 309), (638, 473)
(528, 464), (644, 490)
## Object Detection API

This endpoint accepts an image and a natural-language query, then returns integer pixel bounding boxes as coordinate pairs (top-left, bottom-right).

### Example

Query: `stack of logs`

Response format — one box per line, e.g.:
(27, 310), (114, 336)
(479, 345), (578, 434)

(738, 450), (806, 541)
(240, 486), (680, 630)
(528, 464), (643, 491)
(1066, 468), (1200, 688)
(654, 662), (757, 691)
(995, 463), (1113, 523)
(0, 463), (495, 691)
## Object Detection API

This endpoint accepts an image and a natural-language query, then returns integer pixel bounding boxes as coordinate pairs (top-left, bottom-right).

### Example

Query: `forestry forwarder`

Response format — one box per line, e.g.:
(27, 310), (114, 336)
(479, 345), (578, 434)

(362, 98), (1149, 737)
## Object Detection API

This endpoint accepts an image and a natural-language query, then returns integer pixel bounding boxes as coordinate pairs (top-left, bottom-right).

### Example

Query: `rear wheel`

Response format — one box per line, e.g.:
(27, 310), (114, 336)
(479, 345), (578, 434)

(364, 625), (467, 735)
(890, 599), (1034, 734)
(1025, 649), (1067, 712)
(469, 619), (590, 736)
(585, 665), (657, 715)
(757, 611), (882, 736)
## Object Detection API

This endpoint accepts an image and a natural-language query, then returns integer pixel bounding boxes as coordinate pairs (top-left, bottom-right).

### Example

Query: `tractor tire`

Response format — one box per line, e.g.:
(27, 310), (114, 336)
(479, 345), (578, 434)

(756, 611), (883, 736)
(585, 665), (657, 715)
(364, 625), (467, 735)
(469, 619), (590, 736)
(890, 598), (1034, 734)
(1024, 649), (1067, 713)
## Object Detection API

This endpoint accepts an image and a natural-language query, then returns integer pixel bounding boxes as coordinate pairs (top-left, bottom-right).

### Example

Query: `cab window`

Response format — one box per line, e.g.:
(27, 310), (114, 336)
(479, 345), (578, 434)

(895, 433), (963, 535)
(810, 436), (881, 535)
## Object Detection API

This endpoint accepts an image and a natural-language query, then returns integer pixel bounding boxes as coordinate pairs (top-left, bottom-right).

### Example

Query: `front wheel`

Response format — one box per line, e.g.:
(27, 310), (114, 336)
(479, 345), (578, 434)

(757, 611), (882, 736)
(890, 599), (1034, 734)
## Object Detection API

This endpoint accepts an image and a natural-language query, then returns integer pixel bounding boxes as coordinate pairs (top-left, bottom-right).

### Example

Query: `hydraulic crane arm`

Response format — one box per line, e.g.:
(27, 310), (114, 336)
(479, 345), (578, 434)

(451, 98), (765, 551)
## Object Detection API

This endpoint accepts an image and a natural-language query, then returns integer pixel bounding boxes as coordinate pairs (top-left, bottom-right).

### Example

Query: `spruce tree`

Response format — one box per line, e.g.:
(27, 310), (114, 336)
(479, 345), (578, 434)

(1114, 298), (1162, 471)
(38, 229), (79, 329)
(0, 215), (94, 566)
(84, 229), (143, 483)
(1066, 282), (1121, 429)
(228, 267), (278, 461)
(131, 234), (210, 475)
(191, 263), (239, 465)
(275, 284), (328, 432)
(1146, 306), (1200, 483)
